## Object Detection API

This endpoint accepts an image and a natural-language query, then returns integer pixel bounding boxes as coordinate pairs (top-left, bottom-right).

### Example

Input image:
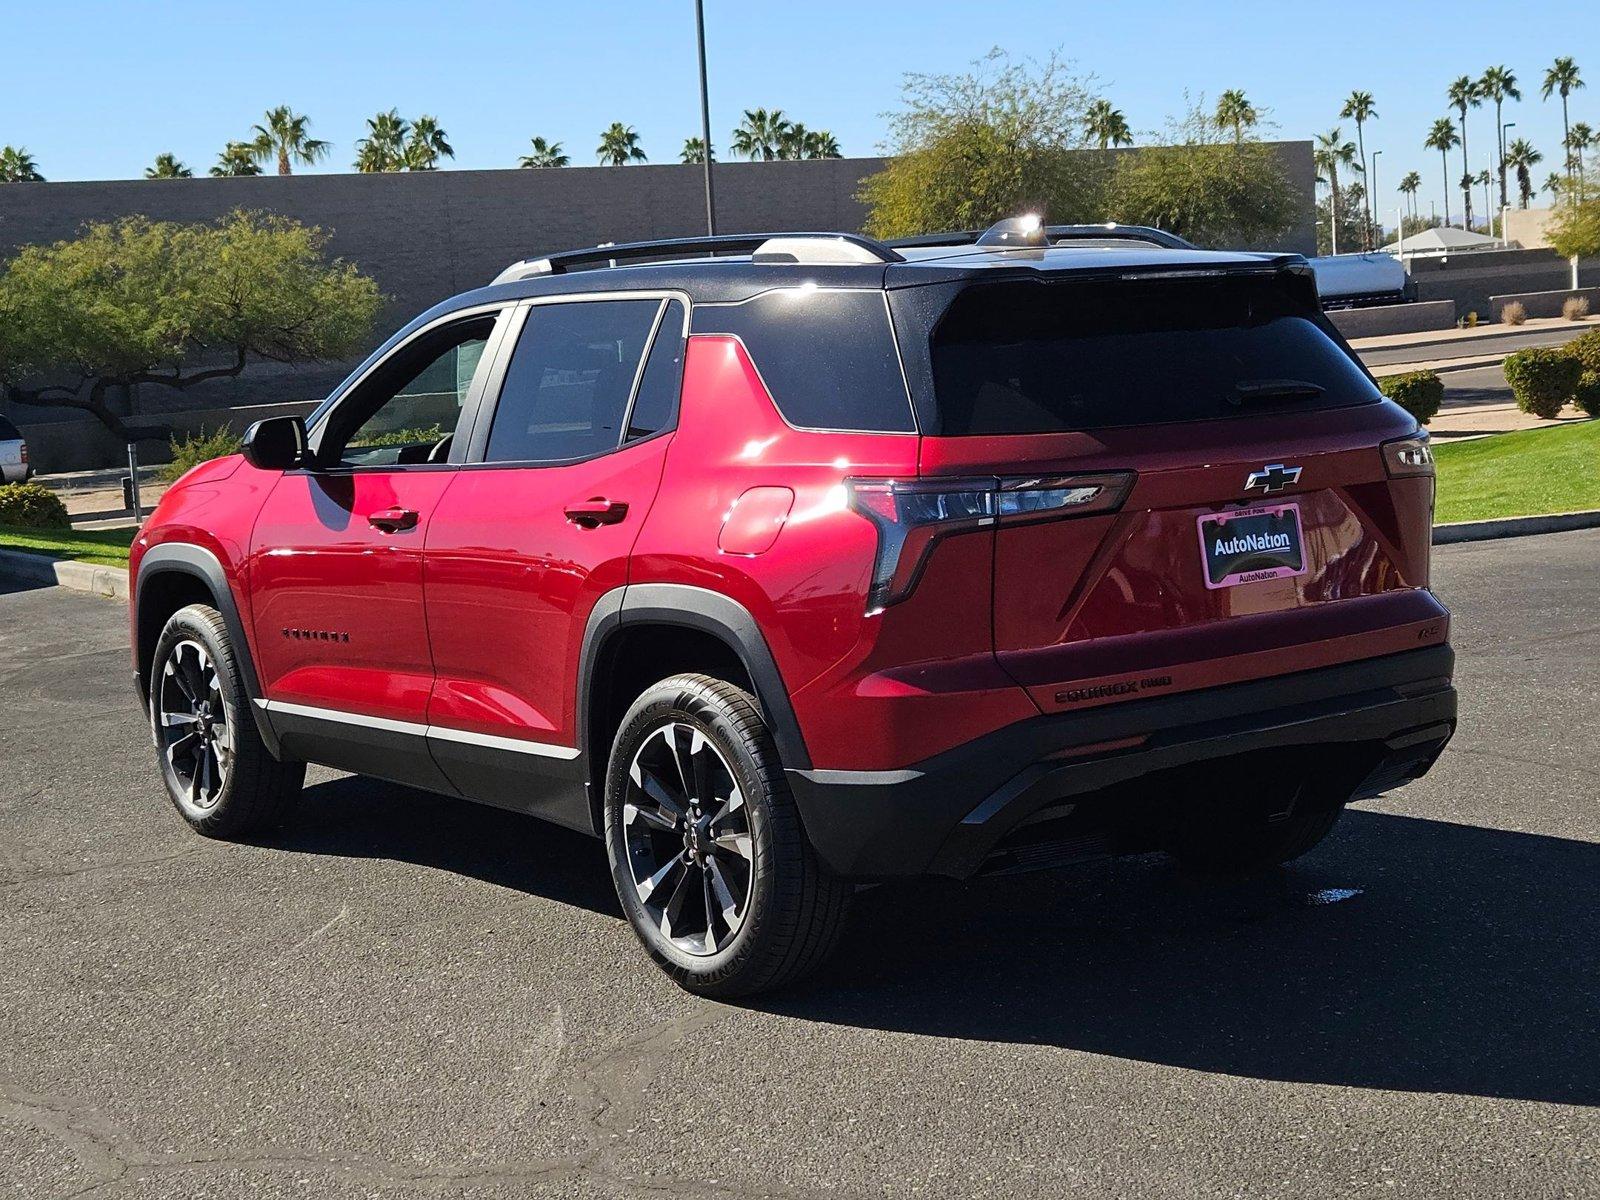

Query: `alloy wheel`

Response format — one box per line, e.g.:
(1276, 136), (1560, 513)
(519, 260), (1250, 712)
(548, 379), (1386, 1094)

(155, 639), (232, 811)
(622, 722), (754, 956)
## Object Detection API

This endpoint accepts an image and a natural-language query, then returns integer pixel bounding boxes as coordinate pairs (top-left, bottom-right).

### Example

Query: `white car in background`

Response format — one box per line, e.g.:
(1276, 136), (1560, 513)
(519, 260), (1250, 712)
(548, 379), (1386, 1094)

(0, 416), (32, 482)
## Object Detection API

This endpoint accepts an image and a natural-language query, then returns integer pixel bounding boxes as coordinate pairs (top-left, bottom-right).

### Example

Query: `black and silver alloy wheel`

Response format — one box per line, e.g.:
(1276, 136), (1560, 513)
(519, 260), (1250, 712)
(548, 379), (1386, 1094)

(155, 638), (232, 814)
(623, 722), (754, 956)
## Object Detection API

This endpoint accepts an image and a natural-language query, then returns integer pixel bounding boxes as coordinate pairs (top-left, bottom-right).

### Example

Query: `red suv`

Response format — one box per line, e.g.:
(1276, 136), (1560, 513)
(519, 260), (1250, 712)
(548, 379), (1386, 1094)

(131, 220), (1456, 997)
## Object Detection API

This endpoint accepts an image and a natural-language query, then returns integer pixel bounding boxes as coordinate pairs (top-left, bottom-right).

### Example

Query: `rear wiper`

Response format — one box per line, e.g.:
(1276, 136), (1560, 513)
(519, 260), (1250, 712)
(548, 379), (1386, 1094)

(1232, 379), (1326, 405)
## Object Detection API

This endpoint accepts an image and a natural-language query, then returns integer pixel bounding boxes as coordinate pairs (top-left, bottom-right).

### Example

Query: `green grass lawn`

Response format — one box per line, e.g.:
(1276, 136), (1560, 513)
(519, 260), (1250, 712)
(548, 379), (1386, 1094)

(1433, 420), (1600, 524)
(0, 525), (136, 568)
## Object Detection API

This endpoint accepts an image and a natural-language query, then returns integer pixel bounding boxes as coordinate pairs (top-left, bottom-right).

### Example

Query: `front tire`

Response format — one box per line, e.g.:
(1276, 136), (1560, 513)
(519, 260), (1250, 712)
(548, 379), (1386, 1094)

(149, 604), (304, 838)
(603, 674), (850, 999)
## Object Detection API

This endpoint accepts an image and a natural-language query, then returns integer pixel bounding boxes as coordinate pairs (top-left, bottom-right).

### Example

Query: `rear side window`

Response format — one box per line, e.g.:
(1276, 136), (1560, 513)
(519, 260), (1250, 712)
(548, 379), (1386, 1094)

(486, 299), (659, 462)
(0, 416), (20, 440)
(627, 300), (685, 441)
(928, 276), (1380, 435)
(694, 289), (915, 432)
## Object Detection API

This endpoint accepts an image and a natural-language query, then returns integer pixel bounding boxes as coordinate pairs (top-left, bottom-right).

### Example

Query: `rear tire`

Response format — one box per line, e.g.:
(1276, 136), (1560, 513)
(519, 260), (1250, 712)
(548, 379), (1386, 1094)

(1166, 787), (1345, 875)
(603, 674), (850, 999)
(149, 604), (305, 838)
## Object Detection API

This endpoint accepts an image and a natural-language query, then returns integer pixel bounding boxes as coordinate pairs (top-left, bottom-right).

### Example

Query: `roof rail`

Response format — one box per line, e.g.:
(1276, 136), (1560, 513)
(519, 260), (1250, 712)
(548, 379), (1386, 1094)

(885, 222), (1196, 251)
(492, 232), (904, 284)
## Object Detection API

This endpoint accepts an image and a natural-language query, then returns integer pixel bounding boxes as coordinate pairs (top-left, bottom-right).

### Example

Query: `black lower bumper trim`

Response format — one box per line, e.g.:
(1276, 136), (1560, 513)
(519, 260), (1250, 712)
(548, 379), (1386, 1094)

(787, 645), (1457, 880)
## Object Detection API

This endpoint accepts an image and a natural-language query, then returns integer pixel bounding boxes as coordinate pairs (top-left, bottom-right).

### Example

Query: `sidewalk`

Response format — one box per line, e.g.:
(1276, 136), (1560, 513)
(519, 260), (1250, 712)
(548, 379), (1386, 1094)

(1347, 313), (1597, 355)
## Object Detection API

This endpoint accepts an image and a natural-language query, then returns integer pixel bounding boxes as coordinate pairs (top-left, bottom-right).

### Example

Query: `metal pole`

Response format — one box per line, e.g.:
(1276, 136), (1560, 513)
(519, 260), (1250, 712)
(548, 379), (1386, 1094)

(1370, 150), (1382, 248)
(127, 442), (142, 523)
(693, 0), (717, 236)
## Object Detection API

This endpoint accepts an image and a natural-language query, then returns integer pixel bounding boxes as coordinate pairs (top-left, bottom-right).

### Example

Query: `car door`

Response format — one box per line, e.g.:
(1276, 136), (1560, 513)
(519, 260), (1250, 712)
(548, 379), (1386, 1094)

(422, 294), (686, 830)
(248, 304), (513, 789)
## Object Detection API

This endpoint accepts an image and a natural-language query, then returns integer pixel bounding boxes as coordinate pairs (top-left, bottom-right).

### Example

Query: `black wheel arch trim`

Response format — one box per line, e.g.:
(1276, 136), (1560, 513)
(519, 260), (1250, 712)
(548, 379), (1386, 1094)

(134, 543), (281, 756)
(577, 583), (812, 775)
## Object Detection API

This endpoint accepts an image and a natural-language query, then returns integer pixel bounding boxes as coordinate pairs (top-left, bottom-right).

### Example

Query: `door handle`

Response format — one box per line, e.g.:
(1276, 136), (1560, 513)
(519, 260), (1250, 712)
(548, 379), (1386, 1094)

(564, 498), (629, 528)
(369, 506), (419, 532)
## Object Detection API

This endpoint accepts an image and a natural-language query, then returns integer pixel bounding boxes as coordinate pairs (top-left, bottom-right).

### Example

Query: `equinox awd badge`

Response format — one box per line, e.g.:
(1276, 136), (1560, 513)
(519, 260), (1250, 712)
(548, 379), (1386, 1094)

(1244, 463), (1303, 495)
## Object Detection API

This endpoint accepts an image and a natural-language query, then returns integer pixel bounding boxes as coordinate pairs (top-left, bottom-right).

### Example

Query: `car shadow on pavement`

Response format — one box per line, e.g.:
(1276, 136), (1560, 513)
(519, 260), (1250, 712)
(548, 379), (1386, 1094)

(775, 810), (1600, 1108)
(265, 772), (622, 917)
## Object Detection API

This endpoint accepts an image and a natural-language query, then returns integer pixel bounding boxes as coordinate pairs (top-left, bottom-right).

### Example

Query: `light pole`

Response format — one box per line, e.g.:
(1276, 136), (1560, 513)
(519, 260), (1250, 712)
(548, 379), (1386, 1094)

(1500, 120), (1516, 213)
(1369, 150), (1382, 248)
(694, 0), (717, 236)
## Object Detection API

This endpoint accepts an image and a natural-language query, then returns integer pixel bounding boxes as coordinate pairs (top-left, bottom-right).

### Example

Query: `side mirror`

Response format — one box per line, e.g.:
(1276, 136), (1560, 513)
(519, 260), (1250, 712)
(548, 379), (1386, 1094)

(241, 416), (307, 471)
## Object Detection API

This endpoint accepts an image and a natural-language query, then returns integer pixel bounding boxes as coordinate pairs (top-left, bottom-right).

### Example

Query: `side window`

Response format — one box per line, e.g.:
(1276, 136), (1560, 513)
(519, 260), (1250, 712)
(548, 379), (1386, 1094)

(485, 299), (660, 463)
(321, 316), (495, 467)
(626, 300), (686, 441)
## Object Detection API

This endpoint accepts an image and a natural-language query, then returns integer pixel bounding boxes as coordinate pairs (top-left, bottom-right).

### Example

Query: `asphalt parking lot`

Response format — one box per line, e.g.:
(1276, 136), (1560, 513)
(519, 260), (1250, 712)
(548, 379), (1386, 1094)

(2, 532), (1597, 1199)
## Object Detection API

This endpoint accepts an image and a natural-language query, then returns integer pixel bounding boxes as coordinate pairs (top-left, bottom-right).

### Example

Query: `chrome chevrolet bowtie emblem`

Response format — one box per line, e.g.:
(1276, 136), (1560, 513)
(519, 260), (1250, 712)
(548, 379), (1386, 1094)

(1244, 463), (1302, 494)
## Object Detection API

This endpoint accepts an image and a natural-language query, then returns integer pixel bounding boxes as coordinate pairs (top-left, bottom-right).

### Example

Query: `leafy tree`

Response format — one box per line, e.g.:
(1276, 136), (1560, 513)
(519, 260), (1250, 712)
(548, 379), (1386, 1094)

(1542, 57), (1585, 183)
(1425, 117), (1461, 225)
(860, 49), (1100, 238)
(1339, 91), (1378, 246)
(404, 115), (453, 171)
(1397, 212), (1443, 241)
(250, 106), (330, 175)
(1213, 90), (1258, 143)
(1398, 170), (1422, 223)
(1313, 127), (1360, 254)
(731, 108), (792, 160)
(1478, 65), (1520, 208)
(209, 142), (262, 177)
(1317, 180), (1376, 256)
(680, 137), (713, 164)
(1504, 138), (1542, 207)
(0, 146), (45, 182)
(596, 123), (646, 165)
(1085, 99), (1132, 149)
(354, 109), (409, 172)
(144, 153), (192, 179)
(1447, 75), (1482, 227)
(519, 136), (568, 168)
(0, 212), (382, 442)
(1106, 99), (1297, 248)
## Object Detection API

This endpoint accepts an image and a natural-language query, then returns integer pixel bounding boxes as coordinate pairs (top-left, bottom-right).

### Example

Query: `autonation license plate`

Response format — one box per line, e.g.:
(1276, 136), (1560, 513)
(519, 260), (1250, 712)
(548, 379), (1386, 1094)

(1197, 503), (1308, 589)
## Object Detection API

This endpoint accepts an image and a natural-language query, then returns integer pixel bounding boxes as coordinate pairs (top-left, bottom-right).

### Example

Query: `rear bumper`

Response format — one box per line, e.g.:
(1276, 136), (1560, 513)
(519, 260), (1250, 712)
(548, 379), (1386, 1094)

(786, 644), (1456, 880)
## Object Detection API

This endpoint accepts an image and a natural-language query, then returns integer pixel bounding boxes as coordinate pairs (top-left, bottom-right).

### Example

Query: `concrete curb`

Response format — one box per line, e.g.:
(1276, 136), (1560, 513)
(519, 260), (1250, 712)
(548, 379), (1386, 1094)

(1433, 509), (1600, 545)
(0, 549), (129, 600)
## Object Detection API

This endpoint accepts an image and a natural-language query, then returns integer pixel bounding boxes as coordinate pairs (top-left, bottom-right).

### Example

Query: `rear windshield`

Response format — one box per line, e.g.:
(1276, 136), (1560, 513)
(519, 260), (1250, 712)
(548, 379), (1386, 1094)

(928, 276), (1380, 435)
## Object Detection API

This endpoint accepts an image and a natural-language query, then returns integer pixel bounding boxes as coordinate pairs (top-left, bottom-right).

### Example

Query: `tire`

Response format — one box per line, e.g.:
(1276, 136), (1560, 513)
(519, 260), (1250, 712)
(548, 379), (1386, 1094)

(1166, 785), (1345, 875)
(149, 603), (305, 838)
(603, 674), (850, 999)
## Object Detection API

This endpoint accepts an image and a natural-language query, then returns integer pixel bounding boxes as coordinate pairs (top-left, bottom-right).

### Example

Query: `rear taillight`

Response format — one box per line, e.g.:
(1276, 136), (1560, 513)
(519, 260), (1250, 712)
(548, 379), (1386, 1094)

(18, 442), (27, 464)
(1381, 431), (1434, 479)
(847, 472), (1133, 612)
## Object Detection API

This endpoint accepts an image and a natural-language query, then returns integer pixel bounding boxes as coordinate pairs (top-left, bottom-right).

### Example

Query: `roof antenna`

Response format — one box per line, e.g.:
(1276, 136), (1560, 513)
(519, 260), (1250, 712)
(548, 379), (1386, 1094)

(975, 213), (1048, 248)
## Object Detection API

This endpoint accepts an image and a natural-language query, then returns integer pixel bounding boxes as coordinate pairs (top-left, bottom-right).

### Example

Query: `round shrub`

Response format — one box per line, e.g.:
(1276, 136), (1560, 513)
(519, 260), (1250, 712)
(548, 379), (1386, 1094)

(162, 425), (243, 483)
(1504, 347), (1582, 419)
(0, 482), (71, 530)
(1377, 370), (1444, 425)
(1575, 371), (1600, 419)
(1566, 328), (1600, 374)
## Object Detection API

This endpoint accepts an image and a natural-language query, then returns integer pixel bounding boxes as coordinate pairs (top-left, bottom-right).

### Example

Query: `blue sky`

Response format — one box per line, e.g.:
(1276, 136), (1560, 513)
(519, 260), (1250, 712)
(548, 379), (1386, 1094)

(6, 0), (1596, 227)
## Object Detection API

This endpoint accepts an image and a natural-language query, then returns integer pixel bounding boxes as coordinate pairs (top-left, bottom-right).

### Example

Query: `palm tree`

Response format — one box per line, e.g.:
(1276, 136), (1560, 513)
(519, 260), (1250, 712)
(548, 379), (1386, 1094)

(1085, 99), (1133, 149)
(1313, 127), (1361, 254)
(731, 108), (791, 160)
(1544, 172), (1568, 201)
(354, 109), (408, 172)
(802, 129), (841, 159)
(249, 105), (330, 176)
(144, 153), (192, 179)
(1542, 57), (1585, 184)
(404, 115), (453, 171)
(1425, 118), (1461, 226)
(1398, 170), (1422, 223)
(1478, 65), (1520, 208)
(1447, 75), (1482, 228)
(518, 136), (568, 168)
(1504, 138), (1543, 208)
(1569, 122), (1594, 191)
(1339, 91), (1378, 247)
(1214, 90), (1258, 143)
(776, 122), (810, 160)
(0, 146), (45, 182)
(680, 137), (714, 164)
(596, 122), (646, 166)
(208, 142), (262, 177)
